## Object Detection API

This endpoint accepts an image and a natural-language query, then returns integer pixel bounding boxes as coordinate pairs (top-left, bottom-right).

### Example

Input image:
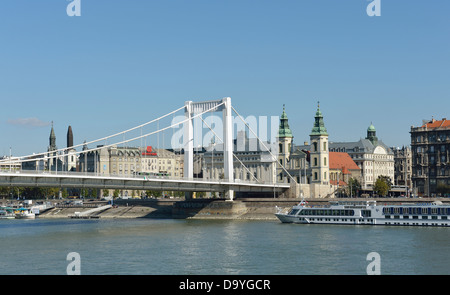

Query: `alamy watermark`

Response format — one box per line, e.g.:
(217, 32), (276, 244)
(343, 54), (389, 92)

(367, 0), (381, 17)
(366, 252), (381, 275)
(66, 252), (81, 275)
(67, 0), (81, 17)
(169, 114), (280, 153)
(66, 1), (379, 18)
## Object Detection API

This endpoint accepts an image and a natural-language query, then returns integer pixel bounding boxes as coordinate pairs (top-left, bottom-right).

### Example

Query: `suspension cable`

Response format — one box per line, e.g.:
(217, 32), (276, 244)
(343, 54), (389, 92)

(4, 103), (224, 165)
(231, 106), (297, 184)
(200, 116), (260, 183)
(0, 105), (185, 163)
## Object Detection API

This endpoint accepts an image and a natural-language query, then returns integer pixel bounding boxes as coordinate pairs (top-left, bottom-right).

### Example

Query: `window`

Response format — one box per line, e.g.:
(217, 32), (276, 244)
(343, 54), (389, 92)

(314, 172), (318, 180)
(314, 157), (318, 166)
(323, 142), (327, 151)
(313, 142), (318, 152)
(324, 157), (327, 166)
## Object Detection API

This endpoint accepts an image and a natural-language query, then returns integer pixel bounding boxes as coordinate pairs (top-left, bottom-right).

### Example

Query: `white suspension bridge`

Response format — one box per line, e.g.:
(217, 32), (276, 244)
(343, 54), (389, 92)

(0, 98), (296, 201)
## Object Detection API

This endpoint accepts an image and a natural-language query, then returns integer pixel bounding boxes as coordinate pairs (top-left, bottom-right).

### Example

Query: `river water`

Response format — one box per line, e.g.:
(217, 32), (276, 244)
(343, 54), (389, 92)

(0, 218), (449, 275)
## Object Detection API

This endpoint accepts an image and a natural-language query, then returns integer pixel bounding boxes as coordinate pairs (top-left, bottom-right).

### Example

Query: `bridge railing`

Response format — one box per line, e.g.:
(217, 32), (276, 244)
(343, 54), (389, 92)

(0, 169), (289, 187)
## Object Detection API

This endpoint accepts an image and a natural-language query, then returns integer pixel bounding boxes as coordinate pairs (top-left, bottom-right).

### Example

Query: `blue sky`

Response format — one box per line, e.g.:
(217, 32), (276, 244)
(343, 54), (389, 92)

(1, 0), (449, 156)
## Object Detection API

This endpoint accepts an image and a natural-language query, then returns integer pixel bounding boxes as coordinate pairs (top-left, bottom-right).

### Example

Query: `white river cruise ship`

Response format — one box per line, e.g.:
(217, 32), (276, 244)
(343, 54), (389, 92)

(275, 200), (450, 227)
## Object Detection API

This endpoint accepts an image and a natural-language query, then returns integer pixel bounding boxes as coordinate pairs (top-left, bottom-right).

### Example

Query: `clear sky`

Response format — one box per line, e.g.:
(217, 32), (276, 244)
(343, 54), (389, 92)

(1, 0), (449, 156)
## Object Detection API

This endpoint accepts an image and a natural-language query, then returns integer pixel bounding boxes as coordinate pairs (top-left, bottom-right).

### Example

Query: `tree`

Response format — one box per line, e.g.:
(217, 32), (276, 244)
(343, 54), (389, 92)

(347, 178), (361, 197)
(374, 175), (392, 197)
(0, 186), (9, 198)
(146, 190), (162, 198)
(102, 189), (110, 197)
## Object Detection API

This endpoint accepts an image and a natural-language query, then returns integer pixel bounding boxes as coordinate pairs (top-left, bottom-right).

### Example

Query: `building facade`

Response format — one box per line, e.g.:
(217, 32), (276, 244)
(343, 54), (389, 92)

(203, 130), (277, 184)
(392, 146), (412, 193)
(329, 124), (394, 192)
(410, 118), (450, 196)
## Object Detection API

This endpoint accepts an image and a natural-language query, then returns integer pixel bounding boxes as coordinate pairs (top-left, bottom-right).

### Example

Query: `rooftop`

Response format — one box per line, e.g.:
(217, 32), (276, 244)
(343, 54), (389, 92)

(329, 152), (360, 174)
(421, 118), (449, 129)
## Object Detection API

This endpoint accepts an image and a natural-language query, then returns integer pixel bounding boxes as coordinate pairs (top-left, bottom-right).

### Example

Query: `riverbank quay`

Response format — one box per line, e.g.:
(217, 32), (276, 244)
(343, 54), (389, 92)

(34, 197), (450, 220)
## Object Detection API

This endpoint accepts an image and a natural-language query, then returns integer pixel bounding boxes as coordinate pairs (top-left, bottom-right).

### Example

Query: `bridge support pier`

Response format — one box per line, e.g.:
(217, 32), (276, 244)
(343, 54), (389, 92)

(183, 97), (235, 201)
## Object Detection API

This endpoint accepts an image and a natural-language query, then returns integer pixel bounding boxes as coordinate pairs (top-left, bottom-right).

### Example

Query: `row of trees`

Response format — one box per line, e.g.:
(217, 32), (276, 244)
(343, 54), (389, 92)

(0, 186), (212, 200)
(339, 175), (393, 197)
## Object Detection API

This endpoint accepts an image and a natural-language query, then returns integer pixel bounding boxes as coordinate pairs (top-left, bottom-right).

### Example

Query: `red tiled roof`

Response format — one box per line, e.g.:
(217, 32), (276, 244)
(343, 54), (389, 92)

(421, 119), (450, 129)
(329, 152), (360, 173)
(330, 180), (347, 186)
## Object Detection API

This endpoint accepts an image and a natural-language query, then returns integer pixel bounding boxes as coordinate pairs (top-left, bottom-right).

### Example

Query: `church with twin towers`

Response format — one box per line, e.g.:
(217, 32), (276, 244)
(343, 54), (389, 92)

(277, 102), (394, 198)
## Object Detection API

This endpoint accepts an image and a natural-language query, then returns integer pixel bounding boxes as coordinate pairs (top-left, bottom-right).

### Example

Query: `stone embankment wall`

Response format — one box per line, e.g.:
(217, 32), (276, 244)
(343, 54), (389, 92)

(38, 198), (450, 220)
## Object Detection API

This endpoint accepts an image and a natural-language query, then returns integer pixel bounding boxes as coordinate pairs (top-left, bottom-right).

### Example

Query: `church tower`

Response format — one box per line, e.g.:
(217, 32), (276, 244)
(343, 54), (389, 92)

(277, 105), (293, 182)
(366, 123), (378, 146)
(67, 125), (74, 149)
(47, 122), (57, 169)
(65, 125), (77, 172)
(310, 102), (329, 185)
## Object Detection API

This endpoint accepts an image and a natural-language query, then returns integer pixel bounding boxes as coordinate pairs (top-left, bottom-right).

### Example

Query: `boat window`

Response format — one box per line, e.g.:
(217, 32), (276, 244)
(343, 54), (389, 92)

(361, 210), (371, 217)
(289, 209), (299, 215)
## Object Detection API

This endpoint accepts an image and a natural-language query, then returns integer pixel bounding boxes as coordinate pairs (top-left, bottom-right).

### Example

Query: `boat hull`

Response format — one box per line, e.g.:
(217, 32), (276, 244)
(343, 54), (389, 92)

(15, 214), (36, 219)
(275, 200), (450, 227)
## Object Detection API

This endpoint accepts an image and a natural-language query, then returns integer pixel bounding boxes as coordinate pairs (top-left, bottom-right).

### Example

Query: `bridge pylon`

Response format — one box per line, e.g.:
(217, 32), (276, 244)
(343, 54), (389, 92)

(183, 97), (234, 200)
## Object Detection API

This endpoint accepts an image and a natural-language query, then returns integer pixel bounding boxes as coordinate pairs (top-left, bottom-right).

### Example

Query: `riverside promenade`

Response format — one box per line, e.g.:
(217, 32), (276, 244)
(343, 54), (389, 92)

(35, 197), (450, 220)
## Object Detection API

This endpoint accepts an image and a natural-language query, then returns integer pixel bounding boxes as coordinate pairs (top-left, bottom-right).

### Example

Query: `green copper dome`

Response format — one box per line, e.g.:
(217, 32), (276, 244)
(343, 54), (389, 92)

(310, 102), (328, 136)
(367, 123), (376, 132)
(278, 105), (293, 138)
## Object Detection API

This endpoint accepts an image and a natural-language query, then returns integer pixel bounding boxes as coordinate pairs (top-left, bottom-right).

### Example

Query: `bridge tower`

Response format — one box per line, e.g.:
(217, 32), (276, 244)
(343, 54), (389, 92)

(184, 97), (234, 200)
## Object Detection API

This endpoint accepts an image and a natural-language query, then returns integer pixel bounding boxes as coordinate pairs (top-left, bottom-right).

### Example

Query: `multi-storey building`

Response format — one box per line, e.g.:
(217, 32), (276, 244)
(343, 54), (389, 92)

(329, 124), (394, 192)
(392, 146), (412, 193)
(410, 118), (450, 196)
(202, 130), (277, 184)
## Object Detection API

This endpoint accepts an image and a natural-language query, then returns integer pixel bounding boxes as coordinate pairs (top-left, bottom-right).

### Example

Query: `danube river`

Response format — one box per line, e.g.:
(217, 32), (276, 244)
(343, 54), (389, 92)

(0, 218), (449, 275)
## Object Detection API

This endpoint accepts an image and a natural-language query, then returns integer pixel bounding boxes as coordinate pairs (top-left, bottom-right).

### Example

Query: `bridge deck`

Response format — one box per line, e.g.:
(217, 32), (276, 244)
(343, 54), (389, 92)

(0, 171), (290, 193)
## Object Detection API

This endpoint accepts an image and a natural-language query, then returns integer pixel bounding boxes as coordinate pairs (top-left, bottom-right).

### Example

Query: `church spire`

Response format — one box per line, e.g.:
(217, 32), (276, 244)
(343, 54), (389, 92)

(67, 125), (74, 148)
(278, 104), (293, 138)
(310, 101), (328, 136)
(49, 121), (57, 151)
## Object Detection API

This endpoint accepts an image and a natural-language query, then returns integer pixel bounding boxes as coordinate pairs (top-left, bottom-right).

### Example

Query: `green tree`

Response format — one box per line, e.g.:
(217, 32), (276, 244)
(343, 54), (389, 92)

(195, 192), (206, 198)
(61, 188), (69, 199)
(347, 178), (361, 197)
(146, 190), (162, 198)
(374, 175), (392, 197)
(0, 186), (9, 198)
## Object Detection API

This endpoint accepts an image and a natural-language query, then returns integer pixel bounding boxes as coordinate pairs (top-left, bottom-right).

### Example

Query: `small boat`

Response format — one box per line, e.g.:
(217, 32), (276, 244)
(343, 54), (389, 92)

(15, 208), (36, 219)
(275, 200), (450, 227)
(0, 207), (15, 219)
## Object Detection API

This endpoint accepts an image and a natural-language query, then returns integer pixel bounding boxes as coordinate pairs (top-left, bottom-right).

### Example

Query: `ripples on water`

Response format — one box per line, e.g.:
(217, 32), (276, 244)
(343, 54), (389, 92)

(0, 218), (449, 275)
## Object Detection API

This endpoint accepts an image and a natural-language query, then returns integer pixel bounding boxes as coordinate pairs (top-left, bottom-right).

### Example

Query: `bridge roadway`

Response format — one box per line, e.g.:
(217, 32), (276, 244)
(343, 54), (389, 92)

(0, 171), (290, 194)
